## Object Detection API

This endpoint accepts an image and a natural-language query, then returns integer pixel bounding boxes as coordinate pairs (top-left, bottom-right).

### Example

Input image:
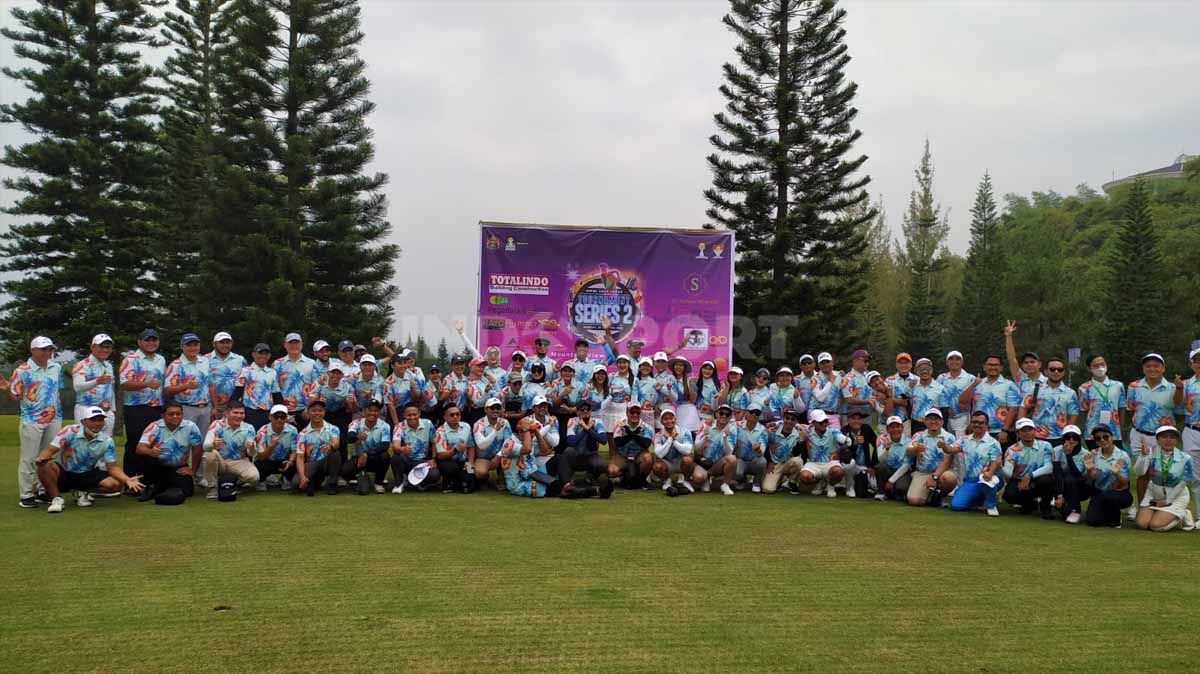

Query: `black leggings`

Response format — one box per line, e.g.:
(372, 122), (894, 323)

(122, 405), (163, 477)
(1086, 488), (1132, 527)
(339, 453), (391, 485)
(1003, 474), (1054, 513)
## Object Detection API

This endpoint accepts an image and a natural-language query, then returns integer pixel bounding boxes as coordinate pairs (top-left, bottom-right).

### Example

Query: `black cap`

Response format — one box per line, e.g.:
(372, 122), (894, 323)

(577, 399), (591, 410)
(429, 364), (441, 372)
(365, 399), (382, 409)
(253, 342), (271, 353)
(450, 355), (464, 364)
(139, 328), (159, 340)
(1020, 351), (1040, 362)
(530, 363), (545, 371)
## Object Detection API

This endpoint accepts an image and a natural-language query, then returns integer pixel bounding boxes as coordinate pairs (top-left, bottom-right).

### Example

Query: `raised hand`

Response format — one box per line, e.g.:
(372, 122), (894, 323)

(1004, 320), (1017, 336)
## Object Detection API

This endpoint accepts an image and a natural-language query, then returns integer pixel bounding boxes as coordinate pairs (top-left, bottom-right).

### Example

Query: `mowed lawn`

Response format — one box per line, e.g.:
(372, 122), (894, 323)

(0, 416), (1196, 674)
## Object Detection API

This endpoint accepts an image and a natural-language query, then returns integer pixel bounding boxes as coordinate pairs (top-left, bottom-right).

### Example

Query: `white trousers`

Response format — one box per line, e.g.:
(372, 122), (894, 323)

(19, 421), (62, 499)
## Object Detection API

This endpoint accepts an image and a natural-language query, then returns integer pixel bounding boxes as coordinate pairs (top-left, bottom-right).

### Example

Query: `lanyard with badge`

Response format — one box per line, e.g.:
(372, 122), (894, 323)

(1157, 449), (1174, 484)
(1091, 379), (1116, 427)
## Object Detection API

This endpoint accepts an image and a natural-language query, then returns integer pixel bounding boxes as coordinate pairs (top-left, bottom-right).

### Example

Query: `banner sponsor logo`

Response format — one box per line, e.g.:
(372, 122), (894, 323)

(488, 273), (550, 296)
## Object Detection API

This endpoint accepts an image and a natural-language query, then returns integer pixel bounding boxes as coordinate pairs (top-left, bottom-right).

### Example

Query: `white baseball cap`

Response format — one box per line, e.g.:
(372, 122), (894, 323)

(91, 333), (113, 345)
(328, 363), (344, 374)
(1190, 348), (1200, 361)
(30, 336), (54, 349)
(747, 402), (763, 413)
(885, 415), (904, 426)
(592, 364), (608, 375)
(659, 405), (676, 417)
(809, 409), (829, 423)
(83, 406), (107, 419)
(511, 350), (527, 360)
(485, 397), (502, 408)
(638, 357), (653, 369)
(1015, 418), (1036, 430)
(270, 404), (289, 416)
(865, 370), (882, 381)
(1155, 425), (1181, 437)
(313, 340), (331, 352)
(531, 395), (548, 407)
(817, 352), (833, 363)
(284, 332), (302, 343)
(653, 351), (668, 362)
(798, 354), (815, 364)
(729, 366), (744, 375)
(946, 350), (963, 361)
(1062, 424), (1082, 437)
(359, 354), (377, 365)
(616, 354), (631, 363)
(213, 331), (233, 342)
(776, 366), (793, 375)
(924, 408), (943, 418)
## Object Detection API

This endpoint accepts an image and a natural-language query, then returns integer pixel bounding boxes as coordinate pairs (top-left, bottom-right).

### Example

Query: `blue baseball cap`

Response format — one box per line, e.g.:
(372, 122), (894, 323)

(180, 333), (201, 345)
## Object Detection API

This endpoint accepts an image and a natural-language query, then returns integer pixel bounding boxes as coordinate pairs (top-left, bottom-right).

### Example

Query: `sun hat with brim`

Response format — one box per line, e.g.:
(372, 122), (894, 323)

(1141, 353), (1165, 364)
(668, 356), (692, 375)
(407, 463), (431, 486)
(1155, 425), (1181, 438)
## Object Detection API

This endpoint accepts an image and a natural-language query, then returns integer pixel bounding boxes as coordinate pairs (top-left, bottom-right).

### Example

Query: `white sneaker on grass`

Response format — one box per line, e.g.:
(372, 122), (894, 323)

(720, 483), (734, 496)
(845, 483), (856, 499)
(874, 493), (887, 501)
(206, 488), (218, 500)
(826, 484), (837, 498)
(662, 479), (671, 492)
(1125, 506), (1138, 520)
(337, 478), (348, 487)
(812, 481), (826, 496)
(47, 496), (65, 513)
(987, 507), (1000, 517)
(751, 483), (762, 493)
(374, 484), (385, 494)
(75, 491), (94, 508)
(701, 477), (711, 493)
(391, 483), (404, 495)
(680, 479), (695, 494)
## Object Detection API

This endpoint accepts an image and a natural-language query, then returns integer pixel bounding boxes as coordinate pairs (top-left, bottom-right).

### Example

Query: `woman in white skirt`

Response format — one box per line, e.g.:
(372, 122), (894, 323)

(669, 357), (699, 433)
(603, 355), (637, 433)
(1135, 425), (1195, 532)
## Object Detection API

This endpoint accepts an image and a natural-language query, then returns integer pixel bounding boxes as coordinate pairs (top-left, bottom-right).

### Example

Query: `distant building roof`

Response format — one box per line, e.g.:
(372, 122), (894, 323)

(1103, 153), (1194, 193)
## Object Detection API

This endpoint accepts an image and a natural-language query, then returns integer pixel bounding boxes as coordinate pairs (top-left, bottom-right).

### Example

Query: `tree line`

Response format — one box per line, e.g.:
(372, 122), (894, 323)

(0, 0), (397, 360)
(704, 0), (1199, 381)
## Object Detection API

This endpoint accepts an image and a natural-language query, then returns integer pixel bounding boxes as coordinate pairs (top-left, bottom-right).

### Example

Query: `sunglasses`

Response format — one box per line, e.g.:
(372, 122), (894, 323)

(717, 411), (732, 417)
(270, 413), (287, 419)
(1047, 367), (1065, 373)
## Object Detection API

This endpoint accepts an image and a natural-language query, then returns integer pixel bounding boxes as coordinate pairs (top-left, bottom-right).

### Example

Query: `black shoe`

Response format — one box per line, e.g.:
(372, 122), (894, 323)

(326, 484), (338, 496)
(33, 491), (52, 504)
(305, 483), (316, 496)
(137, 489), (157, 502)
(598, 476), (614, 499)
(1040, 510), (1056, 521)
(18, 497), (37, 508)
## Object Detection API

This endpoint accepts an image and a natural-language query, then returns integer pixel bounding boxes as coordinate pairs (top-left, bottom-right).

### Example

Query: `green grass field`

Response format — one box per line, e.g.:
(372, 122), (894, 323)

(0, 415), (1196, 674)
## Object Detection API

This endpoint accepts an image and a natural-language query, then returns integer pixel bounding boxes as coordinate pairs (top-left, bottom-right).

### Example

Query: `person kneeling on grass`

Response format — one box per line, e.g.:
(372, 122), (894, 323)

(692, 403), (740, 495)
(1082, 426), (1132, 527)
(762, 410), (803, 494)
(200, 401), (260, 499)
(947, 411), (1003, 516)
(874, 416), (911, 502)
(470, 398), (511, 492)
(390, 402), (438, 493)
(294, 399), (342, 496)
(557, 399), (609, 486)
(253, 405), (299, 490)
(433, 403), (474, 493)
(903, 409), (958, 507)
(652, 406), (695, 493)
(1002, 418), (1054, 518)
(35, 406), (144, 513)
(1134, 426), (1195, 532)
(608, 402), (654, 489)
(797, 409), (850, 498)
(135, 401), (203, 501)
(731, 403), (769, 492)
(341, 399), (392, 493)
(838, 409), (878, 498)
(1049, 425), (1089, 523)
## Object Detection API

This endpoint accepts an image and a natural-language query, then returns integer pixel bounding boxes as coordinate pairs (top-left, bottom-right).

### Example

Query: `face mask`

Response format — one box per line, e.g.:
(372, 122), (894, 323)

(1091, 366), (1107, 378)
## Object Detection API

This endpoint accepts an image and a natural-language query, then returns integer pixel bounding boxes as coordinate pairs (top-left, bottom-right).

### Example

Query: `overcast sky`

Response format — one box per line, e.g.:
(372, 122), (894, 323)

(2, 0), (1198, 346)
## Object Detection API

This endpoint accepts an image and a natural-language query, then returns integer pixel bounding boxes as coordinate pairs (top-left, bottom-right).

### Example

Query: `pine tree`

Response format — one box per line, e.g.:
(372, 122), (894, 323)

(0, 0), (165, 358)
(436, 338), (450, 366)
(705, 0), (873, 366)
(1103, 179), (1166, 381)
(898, 140), (949, 358)
(950, 172), (1003, 363)
(225, 0), (397, 345)
(157, 0), (236, 338)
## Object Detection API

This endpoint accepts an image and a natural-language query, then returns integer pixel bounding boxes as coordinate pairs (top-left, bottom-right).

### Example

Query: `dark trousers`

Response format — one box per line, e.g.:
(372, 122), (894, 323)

(1086, 489), (1132, 527)
(557, 447), (607, 483)
(254, 458), (296, 482)
(326, 410), (352, 460)
(1003, 474), (1054, 513)
(122, 405), (162, 477)
(303, 452), (342, 494)
(1058, 474), (1090, 516)
(390, 454), (440, 486)
(340, 453), (391, 485)
(145, 459), (195, 498)
(436, 458), (465, 490)
(244, 408), (270, 431)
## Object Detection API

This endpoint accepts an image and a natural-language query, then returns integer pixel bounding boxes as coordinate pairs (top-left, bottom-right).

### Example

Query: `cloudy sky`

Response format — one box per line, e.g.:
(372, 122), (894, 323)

(3, 0), (1198, 345)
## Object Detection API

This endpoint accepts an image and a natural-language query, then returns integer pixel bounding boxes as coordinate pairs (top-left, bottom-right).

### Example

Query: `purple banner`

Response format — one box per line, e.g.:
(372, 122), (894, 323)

(478, 223), (735, 370)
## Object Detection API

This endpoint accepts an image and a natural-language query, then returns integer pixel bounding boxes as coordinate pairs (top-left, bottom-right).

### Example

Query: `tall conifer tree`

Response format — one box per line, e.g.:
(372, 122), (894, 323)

(1103, 179), (1166, 381)
(951, 172), (1003, 362)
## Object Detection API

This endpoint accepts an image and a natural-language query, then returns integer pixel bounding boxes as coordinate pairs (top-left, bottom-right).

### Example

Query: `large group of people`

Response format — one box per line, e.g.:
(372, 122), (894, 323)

(6, 319), (1199, 532)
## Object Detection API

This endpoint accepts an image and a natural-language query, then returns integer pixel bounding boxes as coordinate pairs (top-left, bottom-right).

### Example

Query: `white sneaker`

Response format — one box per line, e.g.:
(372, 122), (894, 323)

(751, 484), (762, 493)
(337, 478), (348, 487)
(701, 477), (711, 493)
(987, 507), (1000, 517)
(280, 477), (293, 491)
(826, 484), (837, 498)
(1125, 506), (1138, 520)
(681, 479), (695, 494)
(845, 483), (856, 499)
(1066, 512), (1081, 524)
(812, 480), (826, 496)
(874, 493), (887, 501)
(206, 488), (218, 500)
(75, 491), (94, 507)
(391, 484), (404, 495)
(374, 484), (385, 494)
(47, 496), (65, 513)
(661, 479), (671, 492)
(720, 483), (734, 496)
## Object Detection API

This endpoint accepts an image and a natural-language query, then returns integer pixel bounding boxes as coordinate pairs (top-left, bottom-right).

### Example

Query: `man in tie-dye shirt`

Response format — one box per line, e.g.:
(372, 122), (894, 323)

(72, 334), (116, 436)
(135, 401), (203, 499)
(1018, 357), (1079, 445)
(1176, 348), (1200, 521)
(120, 328), (166, 483)
(164, 333), (213, 434)
(294, 399), (342, 496)
(207, 331), (246, 421)
(34, 406), (145, 513)
(390, 403), (438, 492)
(236, 343), (282, 429)
(274, 332), (320, 423)
(7, 336), (63, 507)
